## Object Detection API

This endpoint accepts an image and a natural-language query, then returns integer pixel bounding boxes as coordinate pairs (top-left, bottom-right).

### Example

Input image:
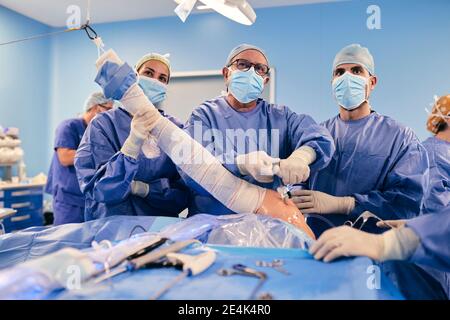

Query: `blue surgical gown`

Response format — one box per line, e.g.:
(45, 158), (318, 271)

(421, 136), (450, 215)
(181, 96), (335, 215)
(309, 112), (430, 233)
(45, 118), (86, 225)
(383, 208), (450, 300)
(408, 208), (450, 272)
(74, 107), (189, 221)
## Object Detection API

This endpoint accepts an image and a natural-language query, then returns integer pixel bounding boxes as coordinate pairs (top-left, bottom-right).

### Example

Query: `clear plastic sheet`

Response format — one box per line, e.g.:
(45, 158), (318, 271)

(160, 213), (314, 249)
(0, 214), (314, 299)
(0, 233), (162, 300)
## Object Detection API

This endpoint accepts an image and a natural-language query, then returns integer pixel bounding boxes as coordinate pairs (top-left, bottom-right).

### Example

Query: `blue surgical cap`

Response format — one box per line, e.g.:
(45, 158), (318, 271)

(84, 92), (111, 111)
(226, 44), (270, 66)
(333, 44), (375, 75)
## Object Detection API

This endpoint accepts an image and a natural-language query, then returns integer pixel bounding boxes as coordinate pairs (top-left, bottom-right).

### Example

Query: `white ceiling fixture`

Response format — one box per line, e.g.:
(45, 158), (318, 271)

(174, 0), (256, 25)
(0, 0), (343, 27)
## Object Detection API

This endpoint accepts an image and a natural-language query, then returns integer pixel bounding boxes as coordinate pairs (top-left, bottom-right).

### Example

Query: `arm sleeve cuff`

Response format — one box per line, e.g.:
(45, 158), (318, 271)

(295, 146), (317, 164)
(380, 227), (420, 261)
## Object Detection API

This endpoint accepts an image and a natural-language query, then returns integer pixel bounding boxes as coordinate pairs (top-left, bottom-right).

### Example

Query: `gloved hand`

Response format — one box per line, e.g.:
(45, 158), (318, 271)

(130, 181), (150, 198)
(310, 225), (420, 263)
(277, 146), (316, 184)
(291, 189), (355, 215)
(236, 151), (280, 183)
(309, 226), (384, 262)
(121, 107), (159, 159)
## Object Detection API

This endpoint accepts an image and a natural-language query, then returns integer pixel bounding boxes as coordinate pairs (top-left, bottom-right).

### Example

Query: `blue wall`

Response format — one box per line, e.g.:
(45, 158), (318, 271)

(0, 5), (52, 177)
(2, 0), (450, 176)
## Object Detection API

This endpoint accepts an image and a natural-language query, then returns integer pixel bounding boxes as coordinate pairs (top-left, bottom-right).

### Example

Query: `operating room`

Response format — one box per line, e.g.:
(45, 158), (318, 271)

(0, 0), (449, 304)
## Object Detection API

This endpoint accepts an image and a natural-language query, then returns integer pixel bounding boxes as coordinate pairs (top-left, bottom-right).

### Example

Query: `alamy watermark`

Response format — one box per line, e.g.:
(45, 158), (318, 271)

(367, 4), (382, 30)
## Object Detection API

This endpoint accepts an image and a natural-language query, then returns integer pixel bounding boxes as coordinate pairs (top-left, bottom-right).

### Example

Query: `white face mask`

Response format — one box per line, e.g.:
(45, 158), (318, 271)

(332, 72), (369, 111)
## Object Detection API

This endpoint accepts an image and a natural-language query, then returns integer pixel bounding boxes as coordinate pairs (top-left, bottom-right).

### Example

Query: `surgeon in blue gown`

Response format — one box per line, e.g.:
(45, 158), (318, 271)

(309, 206), (450, 299)
(292, 44), (430, 235)
(422, 94), (450, 215)
(75, 53), (188, 220)
(181, 44), (335, 215)
(405, 94), (450, 299)
(46, 92), (113, 225)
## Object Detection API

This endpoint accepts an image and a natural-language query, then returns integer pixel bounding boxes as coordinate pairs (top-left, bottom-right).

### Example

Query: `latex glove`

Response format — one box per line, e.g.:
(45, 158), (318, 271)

(236, 151), (280, 183)
(121, 107), (158, 159)
(309, 226), (384, 262)
(130, 181), (150, 198)
(291, 189), (355, 215)
(310, 225), (420, 263)
(277, 146), (316, 184)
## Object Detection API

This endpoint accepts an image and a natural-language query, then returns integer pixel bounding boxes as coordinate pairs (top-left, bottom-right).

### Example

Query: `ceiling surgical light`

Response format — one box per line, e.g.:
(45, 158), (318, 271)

(174, 0), (257, 25)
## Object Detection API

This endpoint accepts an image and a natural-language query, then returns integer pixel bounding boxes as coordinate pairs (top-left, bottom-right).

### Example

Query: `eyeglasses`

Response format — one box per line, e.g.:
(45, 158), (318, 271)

(228, 59), (270, 76)
(98, 103), (112, 111)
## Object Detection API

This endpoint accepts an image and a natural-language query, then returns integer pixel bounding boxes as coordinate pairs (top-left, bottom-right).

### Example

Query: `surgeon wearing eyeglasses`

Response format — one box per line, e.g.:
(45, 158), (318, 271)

(181, 43), (335, 215)
(45, 92), (113, 225)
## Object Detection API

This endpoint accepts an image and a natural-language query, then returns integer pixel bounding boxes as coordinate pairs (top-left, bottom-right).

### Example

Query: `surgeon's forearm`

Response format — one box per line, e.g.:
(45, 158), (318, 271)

(91, 153), (139, 204)
(378, 227), (421, 262)
(293, 146), (317, 165)
(350, 191), (421, 220)
(57, 148), (76, 166)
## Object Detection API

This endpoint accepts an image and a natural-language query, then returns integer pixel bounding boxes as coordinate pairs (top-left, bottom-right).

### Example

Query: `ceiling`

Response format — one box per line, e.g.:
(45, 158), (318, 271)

(0, 0), (342, 27)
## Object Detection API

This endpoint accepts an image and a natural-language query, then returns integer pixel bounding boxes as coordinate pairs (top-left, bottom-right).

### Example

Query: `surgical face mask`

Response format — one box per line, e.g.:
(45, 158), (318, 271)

(228, 67), (264, 104)
(332, 72), (369, 111)
(425, 104), (450, 120)
(138, 76), (167, 107)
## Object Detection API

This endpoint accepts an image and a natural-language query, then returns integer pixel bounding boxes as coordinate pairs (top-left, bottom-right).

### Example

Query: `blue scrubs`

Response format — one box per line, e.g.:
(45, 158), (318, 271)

(181, 96), (335, 215)
(74, 107), (189, 221)
(421, 136), (450, 215)
(45, 118), (86, 225)
(309, 112), (430, 234)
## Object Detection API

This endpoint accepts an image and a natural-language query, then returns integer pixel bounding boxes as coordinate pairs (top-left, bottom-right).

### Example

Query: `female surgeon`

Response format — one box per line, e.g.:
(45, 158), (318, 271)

(75, 53), (189, 220)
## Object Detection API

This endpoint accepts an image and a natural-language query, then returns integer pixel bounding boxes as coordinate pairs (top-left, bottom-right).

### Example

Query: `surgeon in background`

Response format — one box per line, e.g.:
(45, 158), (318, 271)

(75, 53), (189, 220)
(45, 92), (113, 225)
(181, 44), (335, 215)
(292, 44), (430, 236)
(406, 94), (450, 299)
(422, 94), (450, 215)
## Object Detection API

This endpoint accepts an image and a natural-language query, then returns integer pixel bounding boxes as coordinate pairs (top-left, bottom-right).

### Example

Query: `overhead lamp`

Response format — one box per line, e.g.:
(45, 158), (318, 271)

(174, 0), (257, 26)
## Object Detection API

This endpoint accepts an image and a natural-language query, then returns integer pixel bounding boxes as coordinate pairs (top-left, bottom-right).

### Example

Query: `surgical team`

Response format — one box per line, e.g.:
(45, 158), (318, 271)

(45, 43), (450, 299)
